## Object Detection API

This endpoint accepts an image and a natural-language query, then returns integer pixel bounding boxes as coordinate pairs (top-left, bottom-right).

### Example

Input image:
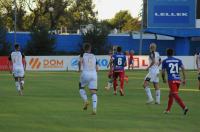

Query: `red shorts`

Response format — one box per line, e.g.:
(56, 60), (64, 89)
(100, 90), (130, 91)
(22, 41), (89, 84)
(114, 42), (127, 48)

(113, 71), (125, 80)
(168, 80), (181, 94)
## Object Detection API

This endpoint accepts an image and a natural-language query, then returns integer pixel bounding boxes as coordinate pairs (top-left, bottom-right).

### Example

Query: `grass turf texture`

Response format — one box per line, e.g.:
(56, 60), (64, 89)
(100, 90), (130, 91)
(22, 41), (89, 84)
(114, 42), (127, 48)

(0, 70), (200, 132)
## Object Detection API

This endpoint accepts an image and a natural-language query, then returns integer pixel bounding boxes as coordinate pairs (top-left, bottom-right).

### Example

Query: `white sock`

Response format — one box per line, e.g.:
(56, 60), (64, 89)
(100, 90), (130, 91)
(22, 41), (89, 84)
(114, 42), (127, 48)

(92, 94), (97, 111)
(79, 89), (88, 102)
(15, 82), (21, 91)
(21, 80), (24, 86)
(156, 90), (160, 103)
(145, 87), (153, 100)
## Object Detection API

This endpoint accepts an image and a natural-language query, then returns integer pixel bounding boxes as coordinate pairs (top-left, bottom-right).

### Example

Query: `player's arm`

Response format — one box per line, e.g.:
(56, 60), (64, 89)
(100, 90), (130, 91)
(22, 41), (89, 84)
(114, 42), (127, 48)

(161, 61), (166, 83)
(158, 58), (162, 66)
(147, 58), (155, 70)
(95, 57), (99, 72)
(22, 53), (26, 71)
(196, 53), (199, 70)
(161, 69), (166, 83)
(124, 57), (127, 67)
(181, 65), (186, 85)
(78, 54), (83, 72)
(107, 58), (112, 69)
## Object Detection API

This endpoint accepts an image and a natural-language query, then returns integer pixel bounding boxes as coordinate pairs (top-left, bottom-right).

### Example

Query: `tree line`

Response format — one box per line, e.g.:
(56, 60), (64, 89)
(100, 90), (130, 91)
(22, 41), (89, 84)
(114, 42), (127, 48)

(0, 0), (141, 55)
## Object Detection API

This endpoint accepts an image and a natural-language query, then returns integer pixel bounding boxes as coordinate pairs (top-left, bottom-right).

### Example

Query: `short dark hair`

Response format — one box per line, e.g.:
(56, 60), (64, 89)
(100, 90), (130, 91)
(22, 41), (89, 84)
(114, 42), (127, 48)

(117, 46), (122, 52)
(83, 43), (91, 51)
(167, 48), (174, 56)
(14, 44), (20, 50)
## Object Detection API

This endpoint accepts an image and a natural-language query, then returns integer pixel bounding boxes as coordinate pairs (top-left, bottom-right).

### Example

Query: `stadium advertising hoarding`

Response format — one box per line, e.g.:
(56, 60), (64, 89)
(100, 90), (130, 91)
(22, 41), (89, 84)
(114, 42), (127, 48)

(147, 0), (196, 28)
(26, 56), (67, 71)
(0, 56), (10, 71)
(0, 56), (196, 71)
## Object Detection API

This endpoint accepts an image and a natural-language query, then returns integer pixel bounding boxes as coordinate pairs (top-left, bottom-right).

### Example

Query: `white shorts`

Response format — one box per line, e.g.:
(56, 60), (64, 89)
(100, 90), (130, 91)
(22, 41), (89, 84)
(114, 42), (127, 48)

(144, 68), (159, 83)
(80, 71), (97, 90)
(13, 68), (24, 78)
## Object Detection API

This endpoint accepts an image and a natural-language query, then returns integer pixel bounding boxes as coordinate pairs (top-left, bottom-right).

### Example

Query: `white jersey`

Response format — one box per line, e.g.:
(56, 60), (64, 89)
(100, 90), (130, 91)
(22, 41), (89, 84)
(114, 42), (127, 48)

(81, 53), (97, 72)
(149, 51), (161, 70)
(10, 51), (24, 70)
(196, 53), (200, 68)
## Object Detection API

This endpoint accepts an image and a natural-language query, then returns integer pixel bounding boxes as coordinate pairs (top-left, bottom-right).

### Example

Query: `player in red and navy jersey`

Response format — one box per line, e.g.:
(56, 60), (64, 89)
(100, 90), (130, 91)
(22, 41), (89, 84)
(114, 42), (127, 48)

(162, 48), (189, 115)
(111, 46), (127, 96)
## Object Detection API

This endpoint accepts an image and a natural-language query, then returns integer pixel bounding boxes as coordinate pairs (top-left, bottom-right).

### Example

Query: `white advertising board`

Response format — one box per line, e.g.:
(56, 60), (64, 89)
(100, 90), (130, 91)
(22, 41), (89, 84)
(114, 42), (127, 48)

(26, 56), (68, 71)
(26, 56), (196, 71)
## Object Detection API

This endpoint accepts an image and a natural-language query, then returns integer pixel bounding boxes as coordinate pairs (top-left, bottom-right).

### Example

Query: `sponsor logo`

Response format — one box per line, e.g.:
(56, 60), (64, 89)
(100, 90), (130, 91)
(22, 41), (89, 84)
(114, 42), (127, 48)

(29, 58), (41, 69)
(43, 59), (64, 68)
(155, 12), (188, 17)
(97, 59), (109, 67)
(71, 58), (79, 69)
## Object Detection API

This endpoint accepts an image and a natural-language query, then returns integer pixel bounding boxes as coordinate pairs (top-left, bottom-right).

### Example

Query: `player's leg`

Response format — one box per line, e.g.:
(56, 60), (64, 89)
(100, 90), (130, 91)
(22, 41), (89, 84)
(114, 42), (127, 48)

(20, 77), (25, 90)
(113, 72), (118, 95)
(79, 74), (89, 110)
(164, 93), (174, 114)
(119, 71), (125, 96)
(14, 77), (23, 96)
(89, 75), (98, 115)
(13, 69), (23, 96)
(170, 82), (188, 115)
(130, 60), (134, 70)
(19, 69), (25, 91)
(152, 70), (160, 104)
(128, 60), (130, 70)
(143, 73), (153, 103)
(153, 82), (160, 104)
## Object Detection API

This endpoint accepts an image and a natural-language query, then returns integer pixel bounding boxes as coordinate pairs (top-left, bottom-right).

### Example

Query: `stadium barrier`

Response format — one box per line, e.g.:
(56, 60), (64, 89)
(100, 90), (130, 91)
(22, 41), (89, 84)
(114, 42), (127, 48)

(0, 56), (197, 71)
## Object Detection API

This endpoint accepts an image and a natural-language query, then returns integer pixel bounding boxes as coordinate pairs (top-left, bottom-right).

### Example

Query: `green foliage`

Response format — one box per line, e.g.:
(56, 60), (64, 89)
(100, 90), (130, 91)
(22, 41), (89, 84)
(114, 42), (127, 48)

(0, 17), (11, 55)
(25, 25), (56, 55)
(67, 0), (97, 31)
(109, 10), (140, 32)
(0, 0), (97, 32)
(82, 23), (110, 55)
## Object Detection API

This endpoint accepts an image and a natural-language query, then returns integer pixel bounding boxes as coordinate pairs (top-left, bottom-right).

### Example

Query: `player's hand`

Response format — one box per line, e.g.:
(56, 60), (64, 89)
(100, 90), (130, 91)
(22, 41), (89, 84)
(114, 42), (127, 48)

(182, 79), (186, 86)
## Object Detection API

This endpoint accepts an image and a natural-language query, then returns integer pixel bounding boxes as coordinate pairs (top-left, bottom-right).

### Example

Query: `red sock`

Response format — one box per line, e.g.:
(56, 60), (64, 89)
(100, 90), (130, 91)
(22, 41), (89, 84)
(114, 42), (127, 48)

(166, 94), (173, 111)
(173, 93), (186, 110)
(113, 79), (117, 92)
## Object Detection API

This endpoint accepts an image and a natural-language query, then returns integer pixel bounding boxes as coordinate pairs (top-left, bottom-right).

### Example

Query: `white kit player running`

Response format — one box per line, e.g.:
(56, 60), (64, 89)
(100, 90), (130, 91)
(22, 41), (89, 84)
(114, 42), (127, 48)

(8, 44), (26, 96)
(78, 43), (98, 115)
(143, 43), (161, 104)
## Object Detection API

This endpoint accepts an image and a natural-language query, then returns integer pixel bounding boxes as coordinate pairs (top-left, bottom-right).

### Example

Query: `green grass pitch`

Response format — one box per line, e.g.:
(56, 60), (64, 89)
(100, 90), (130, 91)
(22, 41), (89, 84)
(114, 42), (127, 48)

(0, 70), (200, 132)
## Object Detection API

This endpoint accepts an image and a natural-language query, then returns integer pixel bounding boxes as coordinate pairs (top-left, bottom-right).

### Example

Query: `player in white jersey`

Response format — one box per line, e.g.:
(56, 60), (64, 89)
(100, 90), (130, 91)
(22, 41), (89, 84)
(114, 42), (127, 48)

(143, 43), (161, 104)
(195, 52), (200, 90)
(78, 43), (98, 115)
(8, 44), (26, 96)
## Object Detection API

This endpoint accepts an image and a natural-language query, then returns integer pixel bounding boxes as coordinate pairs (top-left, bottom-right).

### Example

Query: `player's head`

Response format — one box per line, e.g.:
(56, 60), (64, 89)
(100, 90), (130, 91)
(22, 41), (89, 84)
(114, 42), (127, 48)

(83, 43), (91, 52)
(166, 48), (174, 57)
(14, 44), (20, 51)
(117, 46), (122, 53)
(149, 43), (156, 52)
